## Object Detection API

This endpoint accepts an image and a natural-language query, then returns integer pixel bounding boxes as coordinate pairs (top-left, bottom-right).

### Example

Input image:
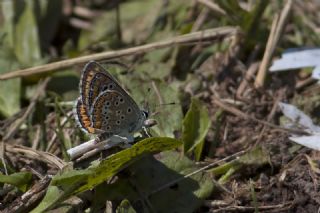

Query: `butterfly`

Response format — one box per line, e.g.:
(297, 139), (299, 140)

(74, 61), (149, 140)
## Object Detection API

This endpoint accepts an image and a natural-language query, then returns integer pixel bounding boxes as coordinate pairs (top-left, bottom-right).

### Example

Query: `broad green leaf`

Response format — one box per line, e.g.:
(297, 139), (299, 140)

(0, 50), (20, 117)
(33, 137), (182, 212)
(95, 151), (213, 213)
(148, 0), (192, 42)
(0, 172), (32, 192)
(116, 200), (137, 213)
(75, 137), (181, 193)
(78, 0), (161, 51)
(118, 0), (162, 44)
(135, 47), (173, 79)
(182, 98), (211, 160)
(36, 0), (62, 54)
(1, 1), (14, 47)
(0, 2), (21, 117)
(14, 0), (41, 66)
(30, 185), (64, 213)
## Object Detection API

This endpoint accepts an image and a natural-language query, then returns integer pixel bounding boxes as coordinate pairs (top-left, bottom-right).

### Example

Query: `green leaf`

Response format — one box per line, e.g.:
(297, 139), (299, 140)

(0, 172), (33, 192)
(36, 0), (63, 54)
(116, 200), (137, 213)
(0, 3), (21, 117)
(97, 151), (213, 213)
(78, 0), (161, 51)
(182, 98), (211, 160)
(30, 185), (64, 213)
(33, 137), (182, 212)
(76, 137), (181, 193)
(0, 50), (21, 117)
(14, 0), (41, 66)
(135, 47), (173, 79)
(1, 1), (15, 47)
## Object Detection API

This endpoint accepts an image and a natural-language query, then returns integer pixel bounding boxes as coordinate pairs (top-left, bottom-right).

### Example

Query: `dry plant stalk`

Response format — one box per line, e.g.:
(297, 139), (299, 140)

(196, 0), (226, 15)
(5, 144), (67, 169)
(254, 0), (293, 88)
(0, 27), (239, 80)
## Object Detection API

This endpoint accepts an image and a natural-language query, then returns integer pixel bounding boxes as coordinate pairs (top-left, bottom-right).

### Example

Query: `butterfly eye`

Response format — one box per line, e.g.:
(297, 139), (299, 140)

(142, 110), (149, 118)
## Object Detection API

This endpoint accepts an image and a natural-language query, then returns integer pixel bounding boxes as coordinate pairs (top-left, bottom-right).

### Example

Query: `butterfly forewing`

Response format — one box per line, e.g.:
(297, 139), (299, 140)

(80, 61), (135, 109)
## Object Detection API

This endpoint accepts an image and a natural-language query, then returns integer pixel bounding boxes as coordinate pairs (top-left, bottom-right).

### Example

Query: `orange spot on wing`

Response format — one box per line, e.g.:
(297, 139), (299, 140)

(76, 99), (96, 134)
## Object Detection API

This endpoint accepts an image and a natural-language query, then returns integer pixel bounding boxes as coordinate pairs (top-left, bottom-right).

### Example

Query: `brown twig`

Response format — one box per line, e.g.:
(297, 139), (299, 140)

(295, 77), (317, 91)
(236, 62), (259, 97)
(151, 81), (164, 105)
(5, 143), (67, 169)
(207, 202), (293, 212)
(0, 27), (239, 80)
(3, 176), (51, 213)
(191, 7), (209, 32)
(254, 14), (279, 88)
(196, 0), (226, 15)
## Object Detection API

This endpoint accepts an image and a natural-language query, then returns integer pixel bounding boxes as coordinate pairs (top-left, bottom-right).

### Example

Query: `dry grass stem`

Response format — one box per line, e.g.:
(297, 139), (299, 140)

(0, 27), (239, 80)
(255, 0), (293, 88)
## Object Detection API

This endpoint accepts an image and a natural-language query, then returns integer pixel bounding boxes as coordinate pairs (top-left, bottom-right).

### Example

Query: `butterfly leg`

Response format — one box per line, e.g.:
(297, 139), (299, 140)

(117, 134), (134, 149)
(142, 126), (152, 138)
(97, 133), (134, 149)
(98, 135), (128, 148)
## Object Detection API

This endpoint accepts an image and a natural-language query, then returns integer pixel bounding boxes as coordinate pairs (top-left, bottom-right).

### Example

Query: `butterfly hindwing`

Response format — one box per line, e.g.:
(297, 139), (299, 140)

(74, 97), (96, 134)
(90, 90), (144, 135)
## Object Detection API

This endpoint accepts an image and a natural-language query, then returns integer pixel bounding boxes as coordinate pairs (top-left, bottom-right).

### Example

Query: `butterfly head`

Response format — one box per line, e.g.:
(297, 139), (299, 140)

(141, 109), (157, 128)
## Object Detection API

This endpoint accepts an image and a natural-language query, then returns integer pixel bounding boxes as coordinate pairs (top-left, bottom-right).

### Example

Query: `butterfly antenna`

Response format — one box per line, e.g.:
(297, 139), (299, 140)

(143, 88), (152, 114)
(150, 102), (179, 117)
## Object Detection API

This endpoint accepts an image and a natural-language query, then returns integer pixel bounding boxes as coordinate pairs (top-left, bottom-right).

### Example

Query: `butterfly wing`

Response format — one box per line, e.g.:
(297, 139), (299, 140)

(73, 97), (99, 134)
(80, 61), (130, 109)
(77, 61), (144, 135)
(90, 90), (145, 136)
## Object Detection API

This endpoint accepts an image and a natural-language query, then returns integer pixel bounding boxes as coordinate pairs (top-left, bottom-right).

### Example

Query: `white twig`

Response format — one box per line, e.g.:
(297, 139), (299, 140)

(67, 135), (132, 161)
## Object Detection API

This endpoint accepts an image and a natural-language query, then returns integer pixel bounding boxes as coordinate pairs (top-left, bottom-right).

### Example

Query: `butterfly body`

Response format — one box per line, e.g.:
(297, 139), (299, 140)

(74, 61), (148, 139)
